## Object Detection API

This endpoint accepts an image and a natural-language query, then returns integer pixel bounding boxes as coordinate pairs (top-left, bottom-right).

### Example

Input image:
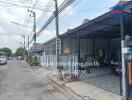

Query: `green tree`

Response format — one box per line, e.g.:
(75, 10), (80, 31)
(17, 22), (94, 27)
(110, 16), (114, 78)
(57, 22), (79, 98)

(0, 47), (12, 57)
(15, 47), (27, 57)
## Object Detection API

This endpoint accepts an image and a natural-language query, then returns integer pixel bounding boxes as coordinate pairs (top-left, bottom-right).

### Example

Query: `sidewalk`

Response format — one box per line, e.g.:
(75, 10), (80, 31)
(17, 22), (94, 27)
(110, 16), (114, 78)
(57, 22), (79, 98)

(33, 67), (124, 100)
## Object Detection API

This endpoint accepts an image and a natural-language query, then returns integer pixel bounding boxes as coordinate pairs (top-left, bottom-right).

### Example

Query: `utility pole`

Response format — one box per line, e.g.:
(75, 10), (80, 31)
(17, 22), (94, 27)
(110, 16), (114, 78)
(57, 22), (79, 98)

(28, 10), (37, 55)
(54, 0), (60, 69)
(54, 0), (59, 37)
(21, 35), (25, 49)
(28, 36), (30, 57)
(21, 35), (25, 57)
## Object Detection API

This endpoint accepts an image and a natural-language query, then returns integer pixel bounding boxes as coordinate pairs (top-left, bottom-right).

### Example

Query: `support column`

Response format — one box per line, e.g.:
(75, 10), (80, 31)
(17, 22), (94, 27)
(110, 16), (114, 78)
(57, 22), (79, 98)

(77, 37), (80, 63)
(61, 38), (64, 54)
(131, 8), (132, 35)
(120, 14), (127, 97)
(92, 38), (95, 56)
(76, 35), (80, 67)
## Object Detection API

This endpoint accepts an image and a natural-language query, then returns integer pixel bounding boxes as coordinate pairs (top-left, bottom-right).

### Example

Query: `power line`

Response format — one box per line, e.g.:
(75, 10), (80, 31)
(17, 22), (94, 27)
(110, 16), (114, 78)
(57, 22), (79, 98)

(28, 0), (77, 45)
(36, 0), (54, 25)
(22, 0), (33, 38)
(59, 0), (83, 21)
(23, 0), (39, 36)
(37, 0), (76, 36)
(24, 0), (41, 48)
(60, 0), (110, 30)
(0, 0), (54, 10)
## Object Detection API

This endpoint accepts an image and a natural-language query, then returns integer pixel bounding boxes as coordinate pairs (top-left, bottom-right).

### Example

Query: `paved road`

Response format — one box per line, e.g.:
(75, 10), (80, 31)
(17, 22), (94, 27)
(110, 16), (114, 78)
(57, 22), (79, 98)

(0, 60), (83, 100)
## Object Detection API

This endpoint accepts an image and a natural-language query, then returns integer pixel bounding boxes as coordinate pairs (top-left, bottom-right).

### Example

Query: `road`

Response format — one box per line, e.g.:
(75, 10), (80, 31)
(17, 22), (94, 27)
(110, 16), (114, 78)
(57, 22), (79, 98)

(0, 60), (83, 100)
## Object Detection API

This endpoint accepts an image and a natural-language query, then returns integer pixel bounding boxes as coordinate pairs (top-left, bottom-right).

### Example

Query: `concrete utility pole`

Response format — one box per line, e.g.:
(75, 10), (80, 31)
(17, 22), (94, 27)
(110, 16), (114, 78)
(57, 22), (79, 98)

(54, 0), (59, 37)
(28, 36), (30, 56)
(21, 35), (25, 49)
(21, 35), (25, 57)
(54, 0), (60, 68)
(28, 10), (37, 55)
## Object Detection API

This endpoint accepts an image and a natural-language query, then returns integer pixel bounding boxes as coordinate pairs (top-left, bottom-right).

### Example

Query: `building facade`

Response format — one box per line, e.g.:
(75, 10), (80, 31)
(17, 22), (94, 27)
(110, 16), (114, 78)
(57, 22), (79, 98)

(40, 1), (132, 98)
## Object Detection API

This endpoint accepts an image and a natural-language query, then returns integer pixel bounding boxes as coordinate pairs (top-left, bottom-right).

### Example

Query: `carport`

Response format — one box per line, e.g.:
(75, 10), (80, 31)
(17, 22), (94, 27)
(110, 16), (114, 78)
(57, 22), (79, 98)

(60, 1), (132, 95)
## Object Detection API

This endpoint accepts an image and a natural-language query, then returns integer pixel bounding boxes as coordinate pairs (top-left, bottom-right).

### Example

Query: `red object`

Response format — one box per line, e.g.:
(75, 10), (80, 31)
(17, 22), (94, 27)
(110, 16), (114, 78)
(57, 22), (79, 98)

(112, 10), (124, 14)
(128, 63), (132, 85)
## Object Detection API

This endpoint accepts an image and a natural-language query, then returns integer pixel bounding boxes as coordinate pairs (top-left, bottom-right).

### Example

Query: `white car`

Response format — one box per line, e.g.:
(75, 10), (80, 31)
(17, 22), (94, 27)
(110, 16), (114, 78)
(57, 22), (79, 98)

(0, 56), (7, 65)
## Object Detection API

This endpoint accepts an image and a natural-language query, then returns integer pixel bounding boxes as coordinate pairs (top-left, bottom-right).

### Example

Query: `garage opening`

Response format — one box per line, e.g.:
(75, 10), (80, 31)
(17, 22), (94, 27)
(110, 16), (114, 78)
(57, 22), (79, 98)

(78, 38), (121, 94)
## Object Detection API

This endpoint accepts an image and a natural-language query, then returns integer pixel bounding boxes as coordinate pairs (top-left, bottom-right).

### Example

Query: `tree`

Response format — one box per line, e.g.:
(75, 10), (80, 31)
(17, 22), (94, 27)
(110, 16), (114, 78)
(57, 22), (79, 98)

(0, 47), (12, 57)
(15, 47), (27, 57)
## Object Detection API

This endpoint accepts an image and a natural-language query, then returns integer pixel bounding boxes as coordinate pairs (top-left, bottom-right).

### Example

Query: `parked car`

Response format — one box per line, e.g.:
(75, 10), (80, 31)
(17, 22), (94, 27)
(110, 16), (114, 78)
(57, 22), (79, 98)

(17, 56), (24, 60)
(0, 56), (7, 65)
(8, 57), (12, 60)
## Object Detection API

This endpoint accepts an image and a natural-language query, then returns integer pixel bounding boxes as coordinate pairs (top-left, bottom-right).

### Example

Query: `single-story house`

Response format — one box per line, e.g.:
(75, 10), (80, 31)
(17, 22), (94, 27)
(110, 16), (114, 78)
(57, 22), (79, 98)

(40, 0), (132, 98)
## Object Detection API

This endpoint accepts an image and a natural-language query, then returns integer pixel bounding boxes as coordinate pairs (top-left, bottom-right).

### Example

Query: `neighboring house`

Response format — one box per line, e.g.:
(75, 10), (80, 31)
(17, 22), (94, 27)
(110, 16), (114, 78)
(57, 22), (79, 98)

(30, 43), (44, 56)
(30, 43), (44, 65)
(40, 38), (57, 70)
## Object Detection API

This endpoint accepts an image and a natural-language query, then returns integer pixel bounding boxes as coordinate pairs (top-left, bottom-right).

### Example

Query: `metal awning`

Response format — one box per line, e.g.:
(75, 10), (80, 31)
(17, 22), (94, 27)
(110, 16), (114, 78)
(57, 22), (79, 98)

(60, 1), (132, 39)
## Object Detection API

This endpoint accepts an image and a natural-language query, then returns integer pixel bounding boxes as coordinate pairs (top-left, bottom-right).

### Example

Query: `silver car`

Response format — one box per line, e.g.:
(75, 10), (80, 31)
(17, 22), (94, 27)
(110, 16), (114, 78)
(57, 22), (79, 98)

(0, 56), (7, 65)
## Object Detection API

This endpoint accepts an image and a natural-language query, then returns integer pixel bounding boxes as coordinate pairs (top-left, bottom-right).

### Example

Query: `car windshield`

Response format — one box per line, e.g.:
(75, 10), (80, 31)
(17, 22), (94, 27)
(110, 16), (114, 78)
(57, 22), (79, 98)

(0, 56), (5, 58)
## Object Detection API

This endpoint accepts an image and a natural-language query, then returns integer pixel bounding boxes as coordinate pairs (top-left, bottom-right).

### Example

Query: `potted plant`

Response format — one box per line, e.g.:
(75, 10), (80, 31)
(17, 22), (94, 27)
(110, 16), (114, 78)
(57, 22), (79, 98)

(27, 56), (32, 64)
(30, 56), (38, 66)
(57, 66), (63, 80)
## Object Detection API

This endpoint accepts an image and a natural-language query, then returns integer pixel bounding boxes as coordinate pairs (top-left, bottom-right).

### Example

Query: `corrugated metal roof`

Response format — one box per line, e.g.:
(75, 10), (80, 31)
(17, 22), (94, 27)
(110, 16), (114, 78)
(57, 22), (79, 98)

(60, 1), (132, 39)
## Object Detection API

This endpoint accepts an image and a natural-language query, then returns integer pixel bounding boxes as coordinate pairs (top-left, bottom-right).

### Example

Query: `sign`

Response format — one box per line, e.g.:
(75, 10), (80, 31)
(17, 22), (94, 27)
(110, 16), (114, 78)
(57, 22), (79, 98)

(121, 48), (132, 53)
(112, 5), (124, 16)
(128, 48), (132, 53)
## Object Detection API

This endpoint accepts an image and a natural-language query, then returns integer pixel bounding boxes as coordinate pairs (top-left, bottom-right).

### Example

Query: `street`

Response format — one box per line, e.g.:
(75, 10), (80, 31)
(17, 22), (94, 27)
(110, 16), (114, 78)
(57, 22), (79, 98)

(0, 60), (82, 100)
(1, 0), (132, 99)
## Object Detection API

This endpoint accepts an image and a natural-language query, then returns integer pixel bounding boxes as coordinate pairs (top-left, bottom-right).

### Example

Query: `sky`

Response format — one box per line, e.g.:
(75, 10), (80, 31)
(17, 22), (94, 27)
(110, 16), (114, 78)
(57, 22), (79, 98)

(0, 0), (121, 53)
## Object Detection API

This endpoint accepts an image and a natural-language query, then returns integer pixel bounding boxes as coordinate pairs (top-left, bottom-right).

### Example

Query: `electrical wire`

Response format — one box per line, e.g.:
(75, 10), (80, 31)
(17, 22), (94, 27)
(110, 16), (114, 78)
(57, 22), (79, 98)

(22, 0), (33, 36)
(23, 0), (39, 43)
(59, 0), (83, 22)
(60, 0), (110, 30)
(37, 0), (76, 36)
(29, 0), (77, 44)
(24, 0), (42, 47)
(36, 0), (53, 25)
(0, 0), (54, 10)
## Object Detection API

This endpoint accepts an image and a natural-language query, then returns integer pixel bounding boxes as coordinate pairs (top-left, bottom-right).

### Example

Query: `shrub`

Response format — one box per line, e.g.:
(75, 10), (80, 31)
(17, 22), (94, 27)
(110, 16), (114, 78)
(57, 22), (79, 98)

(27, 56), (32, 63)
(30, 56), (38, 66)
(58, 66), (63, 72)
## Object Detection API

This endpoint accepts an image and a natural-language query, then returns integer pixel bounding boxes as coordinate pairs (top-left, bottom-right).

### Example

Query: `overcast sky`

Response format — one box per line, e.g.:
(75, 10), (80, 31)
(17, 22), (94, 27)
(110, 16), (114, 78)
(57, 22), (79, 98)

(0, 0), (120, 52)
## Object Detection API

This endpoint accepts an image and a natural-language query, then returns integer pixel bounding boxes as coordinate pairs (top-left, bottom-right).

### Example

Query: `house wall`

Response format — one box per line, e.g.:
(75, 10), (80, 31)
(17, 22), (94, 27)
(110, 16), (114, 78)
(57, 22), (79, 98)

(61, 38), (113, 74)
(40, 37), (115, 71)
(40, 39), (57, 70)
(63, 38), (77, 54)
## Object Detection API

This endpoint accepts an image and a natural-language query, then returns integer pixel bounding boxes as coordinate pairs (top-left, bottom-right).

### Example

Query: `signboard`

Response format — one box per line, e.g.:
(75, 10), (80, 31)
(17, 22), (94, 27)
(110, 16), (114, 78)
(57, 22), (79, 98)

(112, 5), (124, 16)
(122, 48), (132, 53)
(128, 48), (132, 53)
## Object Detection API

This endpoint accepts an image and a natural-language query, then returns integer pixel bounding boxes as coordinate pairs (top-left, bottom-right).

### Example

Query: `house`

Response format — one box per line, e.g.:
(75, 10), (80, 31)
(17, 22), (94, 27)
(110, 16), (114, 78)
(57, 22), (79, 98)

(30, 43), (44, 56)
(40, 0), (132, 98)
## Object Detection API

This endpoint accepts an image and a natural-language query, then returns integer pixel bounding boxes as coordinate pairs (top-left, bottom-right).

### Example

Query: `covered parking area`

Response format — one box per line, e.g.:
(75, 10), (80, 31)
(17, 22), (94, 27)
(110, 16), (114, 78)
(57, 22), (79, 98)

(60, 1), (132, 95)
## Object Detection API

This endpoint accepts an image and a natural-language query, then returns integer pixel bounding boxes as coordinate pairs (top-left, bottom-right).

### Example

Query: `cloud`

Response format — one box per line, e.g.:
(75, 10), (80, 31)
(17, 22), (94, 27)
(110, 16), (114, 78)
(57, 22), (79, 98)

(36, 30), (56, 43)
(0, 27), (6, 32)
(0, 0), (72, 52)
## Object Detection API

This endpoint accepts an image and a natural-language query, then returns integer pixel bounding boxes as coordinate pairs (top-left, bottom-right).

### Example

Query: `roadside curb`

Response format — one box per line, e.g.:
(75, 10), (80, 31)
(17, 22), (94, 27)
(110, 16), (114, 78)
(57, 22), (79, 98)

(47, 76), (65, 88)
(47, 75), (92, 100)
(37, 67), (124, 100)
(47, 75), (126, 100)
